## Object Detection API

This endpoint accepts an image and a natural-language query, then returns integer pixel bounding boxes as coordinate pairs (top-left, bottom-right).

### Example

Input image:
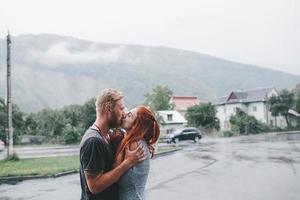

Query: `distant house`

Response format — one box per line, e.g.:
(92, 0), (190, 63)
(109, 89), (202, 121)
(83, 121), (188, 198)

(170, 96), (200, 117)
(215, 87), (287, 130)
(157, 110), (187, 136)
(288, 109), (300, 127)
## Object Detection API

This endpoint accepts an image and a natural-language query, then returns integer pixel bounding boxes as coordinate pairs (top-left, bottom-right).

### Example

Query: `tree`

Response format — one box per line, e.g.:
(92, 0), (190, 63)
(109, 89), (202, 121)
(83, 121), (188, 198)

(23, 113), (38, 135)
(0, 97), (96, 145)
(229, 108), (266, 134)
(292, 82), (300, 114)
(0, 97), (6, 143)
(81, 98), (96, 129)
(292, 82), (300, 96)
(62, 105), (82, 127)
(30, 108), (68, 143)
(268, 89), (294, 127)
(295, 94), (300, 114)
(144, 85), (174, 111)
(62, 123), (80, 144)
(0, 97), (26, 144)
(11, 104), (26, 144)
(268, 95), (280, 127)
(292, 83), (300, 127)
(185, 103), (219, 129)
(22, 103), (86, 144)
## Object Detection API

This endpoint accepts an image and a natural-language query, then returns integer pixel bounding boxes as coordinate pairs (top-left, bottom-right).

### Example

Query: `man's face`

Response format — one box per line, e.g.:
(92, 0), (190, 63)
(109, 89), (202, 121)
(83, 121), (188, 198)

(108, 99), (125, 128)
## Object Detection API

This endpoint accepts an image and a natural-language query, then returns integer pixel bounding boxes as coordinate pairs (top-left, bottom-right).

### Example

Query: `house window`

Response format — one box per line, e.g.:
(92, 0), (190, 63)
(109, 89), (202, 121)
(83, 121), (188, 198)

(167, 128), (174, 134)
(253, 106), (257, 112)
(167, 114), (173, 121)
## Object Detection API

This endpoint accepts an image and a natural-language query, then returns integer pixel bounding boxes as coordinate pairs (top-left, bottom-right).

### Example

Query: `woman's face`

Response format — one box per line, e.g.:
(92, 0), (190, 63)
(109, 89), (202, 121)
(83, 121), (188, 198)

(122, 108), (138, 130)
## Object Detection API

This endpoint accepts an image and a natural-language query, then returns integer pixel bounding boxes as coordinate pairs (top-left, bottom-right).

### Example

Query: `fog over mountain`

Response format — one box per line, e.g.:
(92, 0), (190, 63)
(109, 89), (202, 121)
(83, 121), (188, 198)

(0, 34), (299, 112)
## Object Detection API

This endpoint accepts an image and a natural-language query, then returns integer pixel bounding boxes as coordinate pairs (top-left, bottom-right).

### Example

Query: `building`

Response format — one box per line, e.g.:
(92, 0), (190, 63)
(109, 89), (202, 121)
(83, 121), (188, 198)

(170, 96), (200, 116)
(157, 110), (187, 136)
(287, 109), (300, 127)
(215, 87), (287, 130)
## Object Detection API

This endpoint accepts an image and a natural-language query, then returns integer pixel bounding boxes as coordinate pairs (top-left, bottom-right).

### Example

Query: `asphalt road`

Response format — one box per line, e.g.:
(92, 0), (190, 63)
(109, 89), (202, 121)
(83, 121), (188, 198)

(0, 146), (79, 160)
(1, 133), (300, 200)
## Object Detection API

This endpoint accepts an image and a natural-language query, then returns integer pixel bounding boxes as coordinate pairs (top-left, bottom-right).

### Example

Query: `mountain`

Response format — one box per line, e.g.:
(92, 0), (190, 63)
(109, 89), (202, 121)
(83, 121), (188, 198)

(0, 34), (299, 112)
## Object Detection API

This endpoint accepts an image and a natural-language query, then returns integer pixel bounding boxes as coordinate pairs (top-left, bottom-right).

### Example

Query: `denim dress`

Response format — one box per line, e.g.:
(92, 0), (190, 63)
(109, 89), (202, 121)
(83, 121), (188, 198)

(118, 140), (150, 200)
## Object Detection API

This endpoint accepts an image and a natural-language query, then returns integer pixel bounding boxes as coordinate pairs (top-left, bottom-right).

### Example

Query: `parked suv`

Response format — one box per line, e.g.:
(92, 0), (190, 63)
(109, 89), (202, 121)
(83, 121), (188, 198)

(166, 127), (202, 143)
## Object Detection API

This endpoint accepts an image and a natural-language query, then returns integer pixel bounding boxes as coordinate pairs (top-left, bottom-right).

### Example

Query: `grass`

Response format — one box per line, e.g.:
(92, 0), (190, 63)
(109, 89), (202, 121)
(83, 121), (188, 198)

(0, 145), (179, 178)
(0, 155), (80, 177)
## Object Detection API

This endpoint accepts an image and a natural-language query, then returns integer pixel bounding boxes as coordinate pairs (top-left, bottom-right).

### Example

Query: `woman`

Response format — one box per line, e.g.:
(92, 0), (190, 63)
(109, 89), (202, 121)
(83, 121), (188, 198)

(114, 105), (160, 200)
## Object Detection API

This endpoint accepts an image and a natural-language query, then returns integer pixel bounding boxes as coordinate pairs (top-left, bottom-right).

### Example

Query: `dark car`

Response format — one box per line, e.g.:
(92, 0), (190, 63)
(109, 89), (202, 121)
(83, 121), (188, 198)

(165, 127), (202, 143)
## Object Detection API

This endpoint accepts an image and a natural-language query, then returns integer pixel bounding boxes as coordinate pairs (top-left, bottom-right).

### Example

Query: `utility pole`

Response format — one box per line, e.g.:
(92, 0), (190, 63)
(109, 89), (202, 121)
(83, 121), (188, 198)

(6, 31), (13, 158)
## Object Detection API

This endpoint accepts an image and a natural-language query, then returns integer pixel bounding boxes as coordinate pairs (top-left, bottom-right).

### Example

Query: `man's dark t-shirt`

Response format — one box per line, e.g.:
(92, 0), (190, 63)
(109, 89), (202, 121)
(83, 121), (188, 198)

(79, 127), (118, 200)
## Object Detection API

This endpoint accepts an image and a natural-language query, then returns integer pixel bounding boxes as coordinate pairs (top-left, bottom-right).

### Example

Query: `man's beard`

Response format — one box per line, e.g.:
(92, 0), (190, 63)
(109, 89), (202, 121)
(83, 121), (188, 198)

(108, 111), (122, 128)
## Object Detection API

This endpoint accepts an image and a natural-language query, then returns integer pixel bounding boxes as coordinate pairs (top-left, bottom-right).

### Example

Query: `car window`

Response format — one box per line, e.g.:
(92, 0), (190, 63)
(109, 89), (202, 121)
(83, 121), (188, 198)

(174, 129), (183, 134)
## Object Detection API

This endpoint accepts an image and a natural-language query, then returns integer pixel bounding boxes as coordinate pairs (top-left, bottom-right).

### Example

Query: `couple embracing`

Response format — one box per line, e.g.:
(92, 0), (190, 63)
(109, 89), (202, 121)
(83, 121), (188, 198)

(80, 88), (160, 200)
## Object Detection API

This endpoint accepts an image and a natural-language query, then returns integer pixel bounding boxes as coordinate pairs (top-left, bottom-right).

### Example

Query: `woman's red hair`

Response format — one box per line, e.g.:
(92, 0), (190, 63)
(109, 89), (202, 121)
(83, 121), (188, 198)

(116, 105), (160, 158)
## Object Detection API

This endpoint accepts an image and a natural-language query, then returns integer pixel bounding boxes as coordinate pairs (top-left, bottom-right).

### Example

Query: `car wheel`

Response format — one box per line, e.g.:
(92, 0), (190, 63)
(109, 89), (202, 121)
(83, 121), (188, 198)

(174, 138), (179, 143)
(194, 136), (200, 143)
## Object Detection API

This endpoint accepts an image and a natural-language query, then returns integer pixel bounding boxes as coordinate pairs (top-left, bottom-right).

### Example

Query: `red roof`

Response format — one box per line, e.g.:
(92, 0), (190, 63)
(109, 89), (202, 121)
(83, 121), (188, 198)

(171, 96), (200, 111)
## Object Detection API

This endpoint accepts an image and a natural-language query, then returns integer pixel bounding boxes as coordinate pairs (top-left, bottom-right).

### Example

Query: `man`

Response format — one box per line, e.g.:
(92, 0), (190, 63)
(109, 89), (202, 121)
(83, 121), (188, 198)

(80, 88), (145, 200)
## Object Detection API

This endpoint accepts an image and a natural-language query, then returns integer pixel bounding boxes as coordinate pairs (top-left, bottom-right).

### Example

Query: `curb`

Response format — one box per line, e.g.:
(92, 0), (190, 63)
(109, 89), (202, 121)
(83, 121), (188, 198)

(153, 148), (182, 159)
(0, 170), (79, 185)
(0, 148), (181, 185)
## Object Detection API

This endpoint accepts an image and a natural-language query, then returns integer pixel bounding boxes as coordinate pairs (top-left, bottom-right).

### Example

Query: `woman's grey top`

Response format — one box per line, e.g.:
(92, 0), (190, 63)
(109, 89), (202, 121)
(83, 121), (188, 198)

(118, 140), (150, 200)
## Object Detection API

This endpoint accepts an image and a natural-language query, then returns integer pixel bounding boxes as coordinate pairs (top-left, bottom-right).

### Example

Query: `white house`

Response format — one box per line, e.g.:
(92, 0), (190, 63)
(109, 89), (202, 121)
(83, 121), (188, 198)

(215, 87), (287, 130)
(157, 110), (187, 136)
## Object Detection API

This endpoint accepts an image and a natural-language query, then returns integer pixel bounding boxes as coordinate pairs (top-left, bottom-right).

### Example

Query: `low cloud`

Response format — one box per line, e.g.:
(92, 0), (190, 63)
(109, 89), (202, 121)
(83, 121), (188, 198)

(26, 42), (139, 66)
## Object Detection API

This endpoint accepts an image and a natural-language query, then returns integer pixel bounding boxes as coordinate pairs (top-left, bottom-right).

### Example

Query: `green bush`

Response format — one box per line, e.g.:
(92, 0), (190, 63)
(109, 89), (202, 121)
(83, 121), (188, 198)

(223, 130), (237, 137)
(62, 124), (80, 144)
(230, 108), (270, 134)
(217, 130), (238, 137)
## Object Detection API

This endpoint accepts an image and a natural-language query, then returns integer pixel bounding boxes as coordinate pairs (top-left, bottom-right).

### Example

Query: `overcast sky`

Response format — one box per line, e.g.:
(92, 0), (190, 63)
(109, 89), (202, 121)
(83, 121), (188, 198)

(1, 0), (299, 75)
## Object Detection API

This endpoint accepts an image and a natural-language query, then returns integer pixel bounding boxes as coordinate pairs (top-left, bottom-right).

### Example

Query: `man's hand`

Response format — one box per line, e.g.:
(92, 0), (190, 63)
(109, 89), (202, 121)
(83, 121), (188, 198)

(124, 143), (146, 167)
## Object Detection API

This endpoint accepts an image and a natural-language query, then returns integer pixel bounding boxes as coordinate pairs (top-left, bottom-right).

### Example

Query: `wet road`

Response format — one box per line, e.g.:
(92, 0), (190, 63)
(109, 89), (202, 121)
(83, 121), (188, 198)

(0, 146), (79, 160)
(1, 133), (300, 200)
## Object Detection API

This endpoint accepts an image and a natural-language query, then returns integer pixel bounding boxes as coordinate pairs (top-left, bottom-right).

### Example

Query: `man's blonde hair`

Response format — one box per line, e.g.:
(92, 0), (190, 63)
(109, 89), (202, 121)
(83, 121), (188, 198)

(96, 88), (124, 115)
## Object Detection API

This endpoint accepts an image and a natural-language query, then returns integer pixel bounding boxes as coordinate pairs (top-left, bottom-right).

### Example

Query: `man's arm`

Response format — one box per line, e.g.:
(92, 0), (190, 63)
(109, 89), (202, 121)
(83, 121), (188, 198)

(85, 143), (145, 194)
(112, 150), (124, 169)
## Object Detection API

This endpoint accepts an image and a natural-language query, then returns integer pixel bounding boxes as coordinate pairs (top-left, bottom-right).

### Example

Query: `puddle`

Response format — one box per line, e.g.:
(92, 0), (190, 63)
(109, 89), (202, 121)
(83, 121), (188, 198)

(268, 156), (296, 163)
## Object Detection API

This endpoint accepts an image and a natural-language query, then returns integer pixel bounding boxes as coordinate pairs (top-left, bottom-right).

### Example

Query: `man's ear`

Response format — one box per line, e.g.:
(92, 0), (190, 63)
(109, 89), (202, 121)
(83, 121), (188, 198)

(106, 102), (112, 112)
